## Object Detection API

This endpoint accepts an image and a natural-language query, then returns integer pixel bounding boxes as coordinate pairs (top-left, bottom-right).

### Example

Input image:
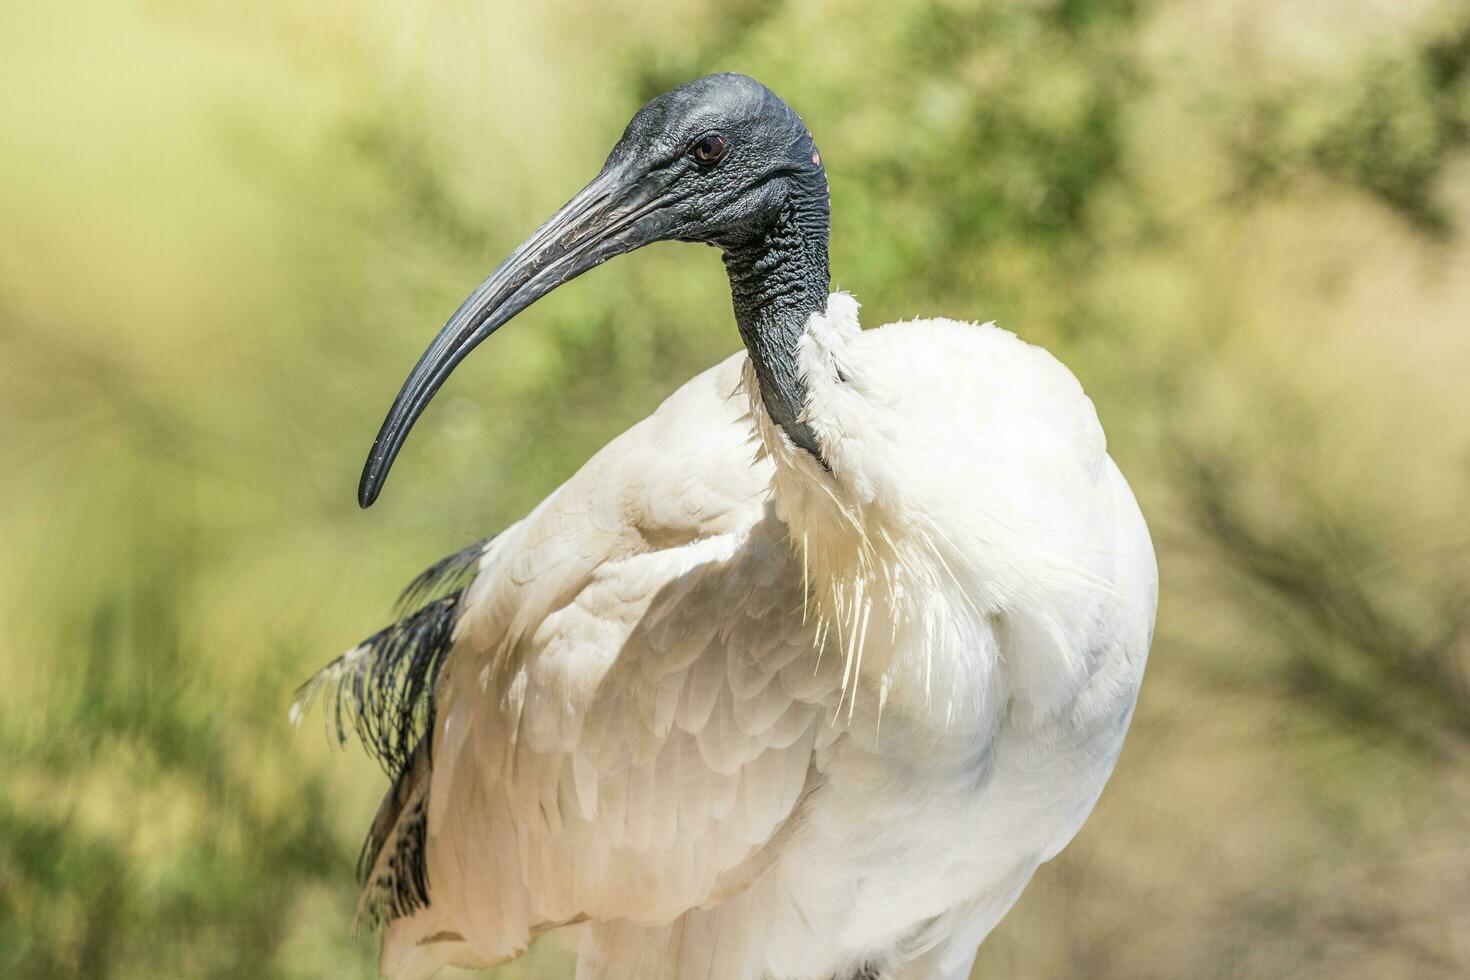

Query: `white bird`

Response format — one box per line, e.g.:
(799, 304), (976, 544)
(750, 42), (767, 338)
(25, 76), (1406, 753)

(296, 73), (1156, 980)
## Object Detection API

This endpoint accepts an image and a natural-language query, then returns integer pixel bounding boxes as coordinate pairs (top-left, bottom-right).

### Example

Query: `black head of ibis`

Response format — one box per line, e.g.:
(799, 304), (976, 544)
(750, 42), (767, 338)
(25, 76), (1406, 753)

(358, 73), (830, 508)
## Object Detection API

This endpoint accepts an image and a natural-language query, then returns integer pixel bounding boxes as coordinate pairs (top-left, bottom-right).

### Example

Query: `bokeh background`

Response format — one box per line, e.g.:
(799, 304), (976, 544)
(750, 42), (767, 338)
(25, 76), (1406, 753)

(4, 0), (1470, 976)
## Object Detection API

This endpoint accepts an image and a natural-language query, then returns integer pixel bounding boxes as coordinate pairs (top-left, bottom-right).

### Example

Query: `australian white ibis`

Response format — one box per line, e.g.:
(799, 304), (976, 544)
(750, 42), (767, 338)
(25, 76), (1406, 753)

(296, 72), (1157, 980)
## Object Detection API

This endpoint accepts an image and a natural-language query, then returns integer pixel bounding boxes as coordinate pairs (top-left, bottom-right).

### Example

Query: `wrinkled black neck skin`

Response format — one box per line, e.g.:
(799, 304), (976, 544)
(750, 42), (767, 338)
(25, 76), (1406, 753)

(720, 178), (831, 463)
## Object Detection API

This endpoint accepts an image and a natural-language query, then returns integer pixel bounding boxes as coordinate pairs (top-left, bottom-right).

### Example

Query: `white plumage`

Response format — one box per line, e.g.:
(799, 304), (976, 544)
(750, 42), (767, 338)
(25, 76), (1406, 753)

(308, 292), (1156, 980)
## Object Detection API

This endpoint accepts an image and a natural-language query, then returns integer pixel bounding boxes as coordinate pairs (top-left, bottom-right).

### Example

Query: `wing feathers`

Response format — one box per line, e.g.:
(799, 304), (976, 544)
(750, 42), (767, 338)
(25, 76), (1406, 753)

(324, 357), (845, 974)
(420, 511), (831, 962)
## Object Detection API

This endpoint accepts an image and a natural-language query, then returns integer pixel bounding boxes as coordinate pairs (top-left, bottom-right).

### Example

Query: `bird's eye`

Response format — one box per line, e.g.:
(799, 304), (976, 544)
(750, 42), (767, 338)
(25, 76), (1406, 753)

(691, 134), (726, 164)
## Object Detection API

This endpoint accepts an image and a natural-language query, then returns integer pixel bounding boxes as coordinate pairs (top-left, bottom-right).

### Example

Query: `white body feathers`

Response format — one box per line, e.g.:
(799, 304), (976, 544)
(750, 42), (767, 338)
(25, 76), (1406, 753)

(367, 294), (1156, 980)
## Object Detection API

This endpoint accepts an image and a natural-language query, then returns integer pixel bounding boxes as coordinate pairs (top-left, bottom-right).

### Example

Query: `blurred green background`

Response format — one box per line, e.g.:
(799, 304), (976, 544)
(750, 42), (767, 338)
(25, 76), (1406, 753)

(3, 0), (1469, 976)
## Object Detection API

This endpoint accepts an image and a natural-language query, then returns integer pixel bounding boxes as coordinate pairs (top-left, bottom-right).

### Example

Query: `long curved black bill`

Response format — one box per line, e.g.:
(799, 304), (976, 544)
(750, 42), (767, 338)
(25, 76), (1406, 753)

(358, 163), (672, 507)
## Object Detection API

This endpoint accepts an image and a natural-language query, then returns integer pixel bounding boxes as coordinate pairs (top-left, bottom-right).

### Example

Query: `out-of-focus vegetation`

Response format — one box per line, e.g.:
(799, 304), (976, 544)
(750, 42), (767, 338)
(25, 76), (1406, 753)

(3, 0), (1469, 976)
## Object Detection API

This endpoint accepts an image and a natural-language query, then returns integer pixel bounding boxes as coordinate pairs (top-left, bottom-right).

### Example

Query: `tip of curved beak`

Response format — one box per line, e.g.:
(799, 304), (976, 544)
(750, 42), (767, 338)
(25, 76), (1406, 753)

(359, 452), (388, 509)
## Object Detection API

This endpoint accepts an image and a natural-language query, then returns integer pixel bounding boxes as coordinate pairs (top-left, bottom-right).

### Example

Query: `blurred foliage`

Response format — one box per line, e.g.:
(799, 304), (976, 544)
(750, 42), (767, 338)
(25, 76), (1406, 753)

(1231, 10), (1470, 234)
(3, 0), (1469, 977)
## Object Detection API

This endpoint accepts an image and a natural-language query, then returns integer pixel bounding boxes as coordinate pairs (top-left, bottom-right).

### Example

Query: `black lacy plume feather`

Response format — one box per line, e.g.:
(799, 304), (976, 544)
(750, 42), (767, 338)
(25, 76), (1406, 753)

(292, 534), (494, 781)
(292, 534), (496, 928)
(293, 593), (460, 780)
(393, 535), (494, 617)
(358, 781), (431, 929)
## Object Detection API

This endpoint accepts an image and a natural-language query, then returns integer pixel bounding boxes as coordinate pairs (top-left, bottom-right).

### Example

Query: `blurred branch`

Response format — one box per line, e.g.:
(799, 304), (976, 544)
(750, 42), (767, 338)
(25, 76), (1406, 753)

(1177, 444), (1470, 757)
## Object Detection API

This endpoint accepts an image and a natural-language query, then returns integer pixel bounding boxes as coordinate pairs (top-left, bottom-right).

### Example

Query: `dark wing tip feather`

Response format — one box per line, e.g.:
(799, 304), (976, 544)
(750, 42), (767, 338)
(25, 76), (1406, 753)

(357, 790), (432, 930)
(292, 592), (463, 779)
(293, 533), (498, 929)
(394, 534), (495, 616)
(293, 533), (495, 780)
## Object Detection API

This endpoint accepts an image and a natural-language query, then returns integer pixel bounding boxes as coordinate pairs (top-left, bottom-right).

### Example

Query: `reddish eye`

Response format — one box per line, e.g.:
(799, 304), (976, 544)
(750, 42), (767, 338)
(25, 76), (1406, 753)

(692, 134), (726, 163)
